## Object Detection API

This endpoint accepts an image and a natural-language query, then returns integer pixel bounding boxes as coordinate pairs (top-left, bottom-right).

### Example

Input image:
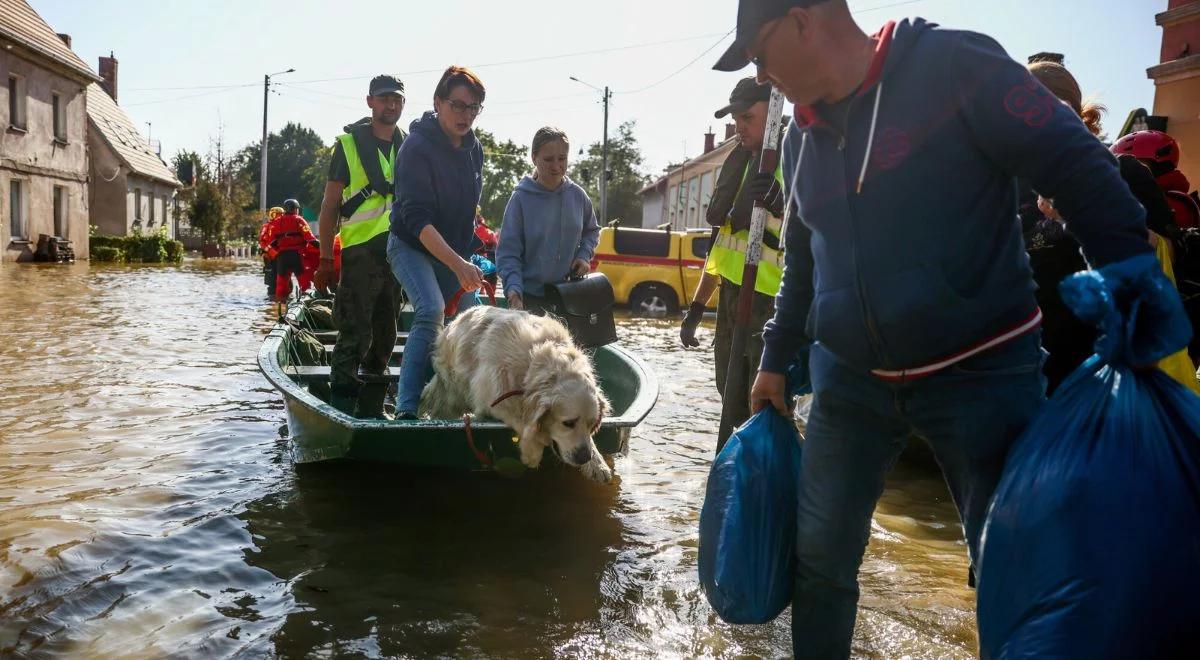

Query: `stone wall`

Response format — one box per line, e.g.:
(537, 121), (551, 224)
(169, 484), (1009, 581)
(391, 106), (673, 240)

(0, 51), (91, 261)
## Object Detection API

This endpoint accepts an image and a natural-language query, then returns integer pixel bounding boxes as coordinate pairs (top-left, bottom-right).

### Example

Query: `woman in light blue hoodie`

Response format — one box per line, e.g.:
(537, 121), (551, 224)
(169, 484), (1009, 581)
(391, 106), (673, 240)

(497, 127), (600, 313)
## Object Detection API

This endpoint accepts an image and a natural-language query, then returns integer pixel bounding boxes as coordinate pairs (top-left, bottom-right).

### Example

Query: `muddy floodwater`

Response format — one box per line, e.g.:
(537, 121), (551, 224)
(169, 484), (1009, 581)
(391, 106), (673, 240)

(0, 261), (976, 658)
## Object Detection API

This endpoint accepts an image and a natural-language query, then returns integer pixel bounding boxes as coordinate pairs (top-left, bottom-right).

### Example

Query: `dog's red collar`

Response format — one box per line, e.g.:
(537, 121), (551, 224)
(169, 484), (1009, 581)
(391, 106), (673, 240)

(491, 389), (525, 407)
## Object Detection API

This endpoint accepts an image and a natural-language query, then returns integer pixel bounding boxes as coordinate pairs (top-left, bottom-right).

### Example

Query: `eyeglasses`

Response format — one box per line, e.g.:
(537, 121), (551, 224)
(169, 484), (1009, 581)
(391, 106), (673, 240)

(446, 99), (484, 116)
(748, 17), (785, 69)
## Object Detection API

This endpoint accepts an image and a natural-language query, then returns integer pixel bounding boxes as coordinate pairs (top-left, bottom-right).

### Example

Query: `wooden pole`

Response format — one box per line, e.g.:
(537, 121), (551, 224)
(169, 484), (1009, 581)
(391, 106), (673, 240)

(716, 87), (787, 453)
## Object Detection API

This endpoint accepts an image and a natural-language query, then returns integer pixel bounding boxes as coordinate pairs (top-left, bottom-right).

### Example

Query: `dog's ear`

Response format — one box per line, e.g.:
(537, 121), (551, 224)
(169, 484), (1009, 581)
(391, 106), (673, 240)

(520, 390), (555, 442)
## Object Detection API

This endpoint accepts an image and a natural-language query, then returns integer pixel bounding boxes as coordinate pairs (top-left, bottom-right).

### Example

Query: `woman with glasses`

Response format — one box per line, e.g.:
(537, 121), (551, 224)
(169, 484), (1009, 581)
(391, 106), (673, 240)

(388, 65), (486, 419)
(496, 126), (599, 314)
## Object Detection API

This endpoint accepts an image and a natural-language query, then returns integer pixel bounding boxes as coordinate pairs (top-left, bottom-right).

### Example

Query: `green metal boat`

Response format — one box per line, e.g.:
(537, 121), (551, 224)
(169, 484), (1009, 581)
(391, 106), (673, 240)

(258, 298), (658, 471)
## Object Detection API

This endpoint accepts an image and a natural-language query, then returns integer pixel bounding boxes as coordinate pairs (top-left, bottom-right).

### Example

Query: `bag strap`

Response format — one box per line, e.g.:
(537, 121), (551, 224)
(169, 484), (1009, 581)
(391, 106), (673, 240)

(354, 124), (397, 196)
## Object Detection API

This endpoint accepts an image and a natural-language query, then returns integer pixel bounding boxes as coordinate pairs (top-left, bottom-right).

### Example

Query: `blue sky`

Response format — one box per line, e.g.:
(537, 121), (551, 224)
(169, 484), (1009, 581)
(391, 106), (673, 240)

(34, 0), (1167, 178)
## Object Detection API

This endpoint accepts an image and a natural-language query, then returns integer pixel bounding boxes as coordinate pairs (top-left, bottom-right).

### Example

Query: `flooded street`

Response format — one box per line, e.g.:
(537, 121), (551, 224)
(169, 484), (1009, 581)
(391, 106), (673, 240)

(0, 262), (975, 658)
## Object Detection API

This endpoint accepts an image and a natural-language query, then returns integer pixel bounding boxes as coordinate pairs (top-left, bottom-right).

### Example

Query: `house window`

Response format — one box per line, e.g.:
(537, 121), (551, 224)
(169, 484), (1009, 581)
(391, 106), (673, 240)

(134, 188), (142, 221)
(9, 179), (28, 239)
(53, 186), (67, 237)
(51, 92), (67, 141)
(149, 192), (156, 225)
(7, 75), (27, 129)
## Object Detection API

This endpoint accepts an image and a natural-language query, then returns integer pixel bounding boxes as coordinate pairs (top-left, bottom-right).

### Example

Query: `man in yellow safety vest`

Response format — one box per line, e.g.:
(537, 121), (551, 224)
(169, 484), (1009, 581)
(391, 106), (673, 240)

(679, 76), (786, 429)
(313, 74), (407, 418)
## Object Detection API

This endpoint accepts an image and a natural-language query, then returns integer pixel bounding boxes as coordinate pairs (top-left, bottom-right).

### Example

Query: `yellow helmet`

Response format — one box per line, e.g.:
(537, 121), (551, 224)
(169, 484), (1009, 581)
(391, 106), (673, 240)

(268, 206), (285, 220)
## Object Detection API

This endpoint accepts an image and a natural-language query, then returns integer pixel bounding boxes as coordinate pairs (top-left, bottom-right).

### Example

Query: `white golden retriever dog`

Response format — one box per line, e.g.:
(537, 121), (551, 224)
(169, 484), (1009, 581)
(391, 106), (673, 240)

(420, 306), (612, 482)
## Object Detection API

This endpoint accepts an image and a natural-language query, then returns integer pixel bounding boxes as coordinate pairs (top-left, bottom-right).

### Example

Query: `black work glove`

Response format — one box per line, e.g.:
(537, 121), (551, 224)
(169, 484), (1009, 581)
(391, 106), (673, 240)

(679, 301), (706, 348)
(746, 172), (784, 218)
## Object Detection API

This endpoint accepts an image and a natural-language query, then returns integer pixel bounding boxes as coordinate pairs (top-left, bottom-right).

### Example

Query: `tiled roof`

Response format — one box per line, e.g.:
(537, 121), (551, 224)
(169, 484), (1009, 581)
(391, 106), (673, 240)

(86, 83), (180, 186)
(0, 0), (97, 81)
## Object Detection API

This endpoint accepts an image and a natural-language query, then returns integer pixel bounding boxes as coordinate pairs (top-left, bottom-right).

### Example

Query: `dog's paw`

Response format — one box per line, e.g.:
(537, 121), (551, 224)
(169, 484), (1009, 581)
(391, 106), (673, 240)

(519, 443), (544, 470)
(581, 459), (613, 484)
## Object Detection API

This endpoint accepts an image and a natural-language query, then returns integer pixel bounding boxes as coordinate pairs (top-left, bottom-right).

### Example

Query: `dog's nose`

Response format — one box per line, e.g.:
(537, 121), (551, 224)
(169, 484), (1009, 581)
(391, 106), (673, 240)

(570, 446), (592, 465)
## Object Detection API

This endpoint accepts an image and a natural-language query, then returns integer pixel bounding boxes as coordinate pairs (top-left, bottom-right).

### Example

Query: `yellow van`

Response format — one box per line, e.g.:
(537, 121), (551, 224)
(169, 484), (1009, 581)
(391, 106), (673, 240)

(591, 226), (717, 316)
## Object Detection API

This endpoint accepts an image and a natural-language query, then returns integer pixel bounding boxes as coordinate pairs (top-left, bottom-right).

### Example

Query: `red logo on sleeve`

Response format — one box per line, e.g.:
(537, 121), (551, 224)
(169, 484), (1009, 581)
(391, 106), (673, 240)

(1004, 81), (1056, 128)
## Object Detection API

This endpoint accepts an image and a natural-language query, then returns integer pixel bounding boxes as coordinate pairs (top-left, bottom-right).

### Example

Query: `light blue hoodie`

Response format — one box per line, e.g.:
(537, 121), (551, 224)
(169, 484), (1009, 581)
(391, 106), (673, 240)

(497, 175), (600, 298)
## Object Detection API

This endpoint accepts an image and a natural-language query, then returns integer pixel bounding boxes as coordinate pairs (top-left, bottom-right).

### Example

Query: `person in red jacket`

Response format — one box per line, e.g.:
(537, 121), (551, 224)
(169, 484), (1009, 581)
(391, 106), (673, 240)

(259, 206), (285, 297)
(267, 199), (316, 301)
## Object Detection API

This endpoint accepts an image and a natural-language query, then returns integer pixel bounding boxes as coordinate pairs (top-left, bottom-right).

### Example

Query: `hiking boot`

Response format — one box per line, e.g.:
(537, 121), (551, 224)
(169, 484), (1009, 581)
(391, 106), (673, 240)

(355, 383), (389, 420)
(330, 386), (358, 416)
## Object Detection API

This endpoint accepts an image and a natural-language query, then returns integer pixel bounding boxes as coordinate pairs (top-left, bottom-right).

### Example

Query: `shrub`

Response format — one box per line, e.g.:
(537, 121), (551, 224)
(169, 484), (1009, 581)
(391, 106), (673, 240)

(89, 235), (125, 251)
(138, 237), (168, 263)
(164, 240), (184, 263)
(92, 246), (123, 262)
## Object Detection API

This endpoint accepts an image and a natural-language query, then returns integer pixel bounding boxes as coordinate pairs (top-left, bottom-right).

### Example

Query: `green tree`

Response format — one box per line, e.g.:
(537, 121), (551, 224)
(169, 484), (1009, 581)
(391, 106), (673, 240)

(569, 120), (650, 226)
(237, 122), (326, 210)
(301, 145), (335, 213)
(170, 149), (206, 185)
(476, 128), (529, 228)
(187, 180), (226, 243)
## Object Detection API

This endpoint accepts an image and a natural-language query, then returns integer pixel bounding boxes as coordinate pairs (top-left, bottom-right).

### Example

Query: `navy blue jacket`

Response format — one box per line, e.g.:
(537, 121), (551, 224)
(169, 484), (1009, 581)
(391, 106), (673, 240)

(390, 111), (484, 257)
(761, 19), (1152, 375)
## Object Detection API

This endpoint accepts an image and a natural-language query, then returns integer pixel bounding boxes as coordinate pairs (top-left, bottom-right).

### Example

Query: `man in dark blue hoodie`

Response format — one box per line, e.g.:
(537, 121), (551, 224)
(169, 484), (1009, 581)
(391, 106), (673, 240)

(714, 1), (1190, 657)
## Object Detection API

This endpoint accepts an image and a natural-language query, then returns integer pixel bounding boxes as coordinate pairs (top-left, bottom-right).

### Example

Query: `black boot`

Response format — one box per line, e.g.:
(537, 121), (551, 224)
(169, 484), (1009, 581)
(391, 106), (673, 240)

(330, 385), (358, 416)
(355, 383), (392, 420)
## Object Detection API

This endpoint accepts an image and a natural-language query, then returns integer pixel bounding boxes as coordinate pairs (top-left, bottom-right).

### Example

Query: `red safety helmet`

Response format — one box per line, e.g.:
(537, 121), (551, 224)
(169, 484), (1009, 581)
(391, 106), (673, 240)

(1111, 130), (1181, 169)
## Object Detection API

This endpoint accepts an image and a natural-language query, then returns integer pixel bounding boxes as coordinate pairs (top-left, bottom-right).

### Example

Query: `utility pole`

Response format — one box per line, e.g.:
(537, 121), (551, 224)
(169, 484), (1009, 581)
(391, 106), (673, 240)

(260, 68), (295, 220)
(570, 77), (612, 224)
(600, 85), (611, 226)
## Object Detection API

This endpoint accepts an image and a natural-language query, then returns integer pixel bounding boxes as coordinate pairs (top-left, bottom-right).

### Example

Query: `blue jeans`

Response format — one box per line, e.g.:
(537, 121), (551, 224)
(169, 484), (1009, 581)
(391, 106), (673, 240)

(793, 333), (1045, 659)
(386, 234), (477, 414)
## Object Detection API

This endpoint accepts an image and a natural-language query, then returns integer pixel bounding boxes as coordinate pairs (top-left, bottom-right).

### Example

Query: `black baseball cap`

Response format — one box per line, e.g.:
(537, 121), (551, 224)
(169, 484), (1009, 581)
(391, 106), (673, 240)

(713, 0), (825, 72)
(369, 74), (405, 97)
(715, 77), (772, 118)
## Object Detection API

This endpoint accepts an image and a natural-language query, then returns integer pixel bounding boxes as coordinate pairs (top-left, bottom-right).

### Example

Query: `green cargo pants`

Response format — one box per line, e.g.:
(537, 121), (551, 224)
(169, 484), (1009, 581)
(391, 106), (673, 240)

(331, 240), (402, 417)
(714, 276), (776, 430)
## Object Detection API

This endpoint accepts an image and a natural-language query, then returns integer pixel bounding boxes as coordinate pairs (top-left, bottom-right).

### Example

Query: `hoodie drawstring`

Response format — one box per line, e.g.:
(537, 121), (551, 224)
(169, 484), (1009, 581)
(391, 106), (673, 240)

(856, 81), (884, 195)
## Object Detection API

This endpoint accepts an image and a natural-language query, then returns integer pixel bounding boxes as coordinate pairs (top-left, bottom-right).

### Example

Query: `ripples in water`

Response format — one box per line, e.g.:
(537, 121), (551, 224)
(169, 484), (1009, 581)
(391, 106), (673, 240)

(0, 261), (974, 658)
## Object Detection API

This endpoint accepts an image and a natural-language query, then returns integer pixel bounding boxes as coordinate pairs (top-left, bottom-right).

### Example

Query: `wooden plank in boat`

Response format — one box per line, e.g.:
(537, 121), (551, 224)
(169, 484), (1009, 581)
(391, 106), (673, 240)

(310, 330), (409, 342)
(321, 344), (404, 354)
(283, 366), (399, 383)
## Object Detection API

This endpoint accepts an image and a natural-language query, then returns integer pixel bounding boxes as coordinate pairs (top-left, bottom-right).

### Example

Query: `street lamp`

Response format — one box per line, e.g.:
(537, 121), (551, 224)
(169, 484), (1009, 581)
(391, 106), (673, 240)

(260, 68), (295, 218)
(570, 76), (612, 225)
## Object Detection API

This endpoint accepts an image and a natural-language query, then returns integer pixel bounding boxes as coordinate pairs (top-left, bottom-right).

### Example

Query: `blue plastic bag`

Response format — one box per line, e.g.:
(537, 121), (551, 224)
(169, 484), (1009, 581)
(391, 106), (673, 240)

(787, 343), (813, 398)
(699, 408), (803, 624)
(977, 256), (1200, 658)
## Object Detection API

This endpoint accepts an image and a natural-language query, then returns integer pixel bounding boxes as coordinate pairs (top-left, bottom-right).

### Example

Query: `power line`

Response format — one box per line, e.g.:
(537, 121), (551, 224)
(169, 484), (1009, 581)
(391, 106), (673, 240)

(854, 0), (926, 13)
(122, 85), (253, 107)
(124, 82), (257, 92)
(616, 30), (734, 95)
(612, 0), (924, 95)
(287, 32), (729, 85)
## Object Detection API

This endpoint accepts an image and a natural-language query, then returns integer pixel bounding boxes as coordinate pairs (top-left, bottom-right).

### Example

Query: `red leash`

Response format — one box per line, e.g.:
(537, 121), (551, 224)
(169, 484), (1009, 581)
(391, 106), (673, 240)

(444, 280), (497, 317)
(461, 413), (493, 467)
(491, 389), (525, 407)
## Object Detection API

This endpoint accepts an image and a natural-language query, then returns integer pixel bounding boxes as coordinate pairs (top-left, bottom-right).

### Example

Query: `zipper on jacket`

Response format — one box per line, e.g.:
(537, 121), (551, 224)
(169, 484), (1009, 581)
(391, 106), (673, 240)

(820, 92), (888, 366)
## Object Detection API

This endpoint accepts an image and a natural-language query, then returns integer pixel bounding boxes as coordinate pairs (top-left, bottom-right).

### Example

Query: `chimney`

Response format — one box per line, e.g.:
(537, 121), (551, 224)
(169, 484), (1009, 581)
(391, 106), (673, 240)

(725, 123), (736, 140)
(703, 128), (716, 154)
(99, 52), (118, 102)
(57, 34), (71, 48)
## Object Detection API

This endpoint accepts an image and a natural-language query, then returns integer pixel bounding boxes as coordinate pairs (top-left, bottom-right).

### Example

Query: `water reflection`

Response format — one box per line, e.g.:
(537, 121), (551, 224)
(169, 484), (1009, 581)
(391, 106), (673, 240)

(0, 261), (975, 658)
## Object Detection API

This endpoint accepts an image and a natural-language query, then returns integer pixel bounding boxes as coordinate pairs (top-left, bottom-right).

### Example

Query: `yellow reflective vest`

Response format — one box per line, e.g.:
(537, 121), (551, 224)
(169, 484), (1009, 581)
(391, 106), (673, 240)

(704, 160), (785, 297)
(336, 132), (396, 250)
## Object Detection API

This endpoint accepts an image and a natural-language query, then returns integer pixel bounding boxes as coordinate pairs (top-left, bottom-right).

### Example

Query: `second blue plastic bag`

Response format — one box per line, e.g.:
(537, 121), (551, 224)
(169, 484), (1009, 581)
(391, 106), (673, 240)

(977, 256), (1200, 658)
(699, 408), (803, 624)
